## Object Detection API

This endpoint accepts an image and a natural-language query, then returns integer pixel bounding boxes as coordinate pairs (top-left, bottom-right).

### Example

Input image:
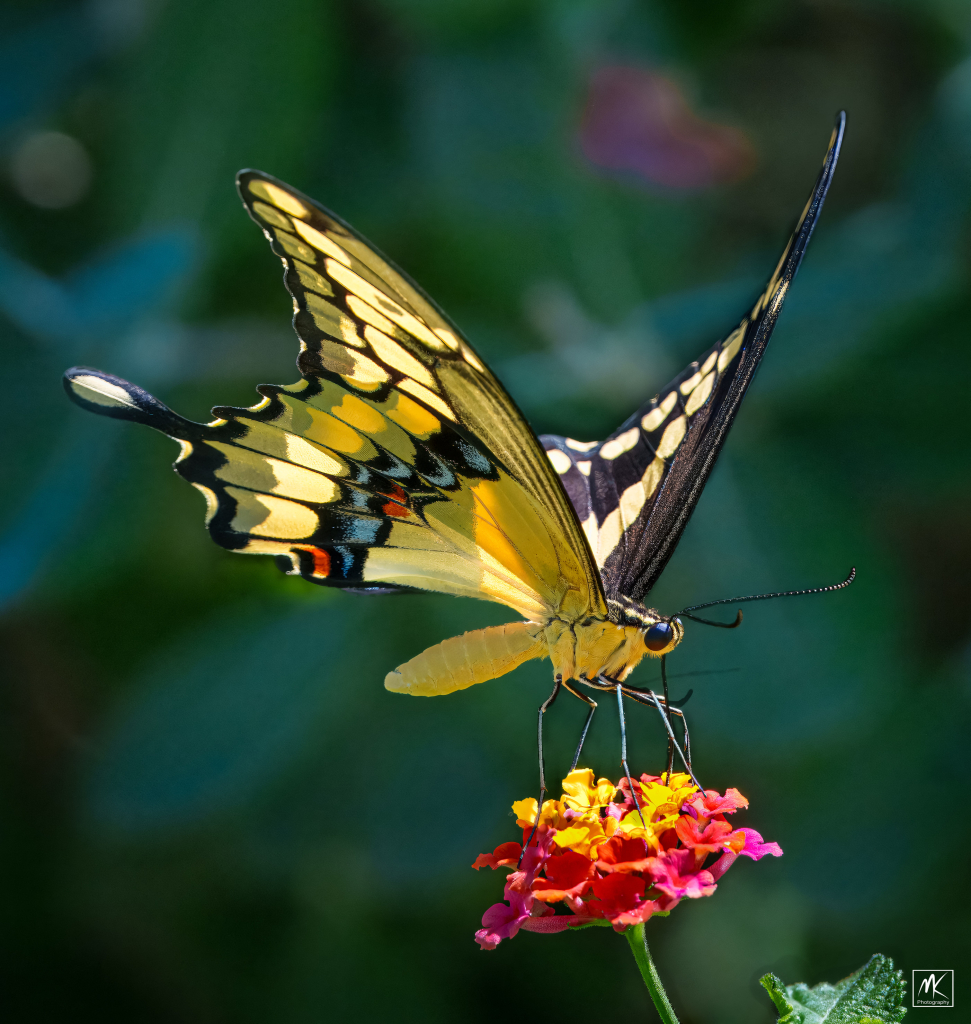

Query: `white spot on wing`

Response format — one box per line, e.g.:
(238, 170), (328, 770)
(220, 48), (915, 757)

(619, 458), (664, 529)
(599, 426), (640, 461)
(581, 512), (598, 553)
(595, 507), (622, 567)
(566, 438), (597, 452)
(69, 374), (136, 409)
(641, 391), (677, 432)
(655, 415), (687, 459)
(547, 448), (572, 474)
(594, 457), (666, 568)
(717, 325), (745, 373)
(684, 371), (715, 416)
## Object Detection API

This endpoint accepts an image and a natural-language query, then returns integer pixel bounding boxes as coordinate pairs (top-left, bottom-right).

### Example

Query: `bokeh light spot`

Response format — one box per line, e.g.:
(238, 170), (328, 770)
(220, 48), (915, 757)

(10, 130), (93, 209)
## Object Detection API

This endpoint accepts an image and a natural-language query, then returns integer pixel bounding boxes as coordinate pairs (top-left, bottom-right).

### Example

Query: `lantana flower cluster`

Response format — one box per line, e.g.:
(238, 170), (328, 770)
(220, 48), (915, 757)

(473, 768), (781, 949)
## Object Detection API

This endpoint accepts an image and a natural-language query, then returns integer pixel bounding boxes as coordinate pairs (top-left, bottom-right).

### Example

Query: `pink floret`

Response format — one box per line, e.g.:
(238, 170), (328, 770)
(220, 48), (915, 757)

(475, 891), (532, 950)
(709, 827), (783, 880)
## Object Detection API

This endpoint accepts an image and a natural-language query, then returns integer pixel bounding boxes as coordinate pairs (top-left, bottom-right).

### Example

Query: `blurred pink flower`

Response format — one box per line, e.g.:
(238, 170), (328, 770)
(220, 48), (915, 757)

(579, 66), (755, 189)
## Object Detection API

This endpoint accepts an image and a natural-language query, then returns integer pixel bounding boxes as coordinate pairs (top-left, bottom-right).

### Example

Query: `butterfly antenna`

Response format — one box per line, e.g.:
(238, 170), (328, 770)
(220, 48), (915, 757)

(680, 609), (744, 629)
(679, 567), (856, 626)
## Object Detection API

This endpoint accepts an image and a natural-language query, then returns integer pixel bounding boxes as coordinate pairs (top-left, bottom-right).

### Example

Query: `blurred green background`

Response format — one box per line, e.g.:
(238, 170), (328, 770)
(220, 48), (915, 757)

(1, 1), (969, 1020)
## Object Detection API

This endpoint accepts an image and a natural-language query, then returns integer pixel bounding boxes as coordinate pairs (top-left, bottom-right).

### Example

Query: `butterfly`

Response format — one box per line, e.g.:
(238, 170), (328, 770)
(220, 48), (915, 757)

(64, 114), (844, 787)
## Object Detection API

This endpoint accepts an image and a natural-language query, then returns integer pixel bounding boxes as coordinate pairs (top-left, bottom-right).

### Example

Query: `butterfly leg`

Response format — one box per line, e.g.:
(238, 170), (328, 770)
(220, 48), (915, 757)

(664, 704), (691, 770)
(522, 676), (562, 857)
(623, 683), (694, 777)
(635, 689), (704, 793)
(609, 678), (647, 829)
(661, 655), (674, 779)
(562, 681), (597, 772)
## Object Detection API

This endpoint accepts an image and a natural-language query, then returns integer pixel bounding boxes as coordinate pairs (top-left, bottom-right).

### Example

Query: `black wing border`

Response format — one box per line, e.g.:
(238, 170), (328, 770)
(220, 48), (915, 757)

(625, 111), (846, 601)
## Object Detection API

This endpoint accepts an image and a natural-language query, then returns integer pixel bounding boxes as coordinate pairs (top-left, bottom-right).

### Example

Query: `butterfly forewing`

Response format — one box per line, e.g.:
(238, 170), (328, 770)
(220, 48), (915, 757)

(541, 113), (844, 605)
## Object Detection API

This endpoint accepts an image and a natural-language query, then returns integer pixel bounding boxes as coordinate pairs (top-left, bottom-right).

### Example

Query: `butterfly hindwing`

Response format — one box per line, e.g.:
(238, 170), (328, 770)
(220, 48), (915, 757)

(541, 113), (845, 606)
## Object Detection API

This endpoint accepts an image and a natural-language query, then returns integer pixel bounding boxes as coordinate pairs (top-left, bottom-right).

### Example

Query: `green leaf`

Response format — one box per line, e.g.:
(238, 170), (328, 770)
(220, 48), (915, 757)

(760, 954), (906, 1024)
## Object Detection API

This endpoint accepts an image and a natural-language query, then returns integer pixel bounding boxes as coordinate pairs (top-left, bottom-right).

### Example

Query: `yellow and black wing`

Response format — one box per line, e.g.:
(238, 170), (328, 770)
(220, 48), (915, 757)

(64, 170), (606, 624)
(542, 113), (844, 607)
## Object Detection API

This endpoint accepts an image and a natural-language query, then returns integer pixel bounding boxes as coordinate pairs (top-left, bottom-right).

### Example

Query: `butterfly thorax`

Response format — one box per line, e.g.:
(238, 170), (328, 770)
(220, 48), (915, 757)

(539, 602), (682, 684)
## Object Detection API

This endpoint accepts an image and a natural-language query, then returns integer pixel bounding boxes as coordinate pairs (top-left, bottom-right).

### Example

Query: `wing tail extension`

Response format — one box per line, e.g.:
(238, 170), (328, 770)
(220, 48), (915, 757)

(63, 367), (199, 441)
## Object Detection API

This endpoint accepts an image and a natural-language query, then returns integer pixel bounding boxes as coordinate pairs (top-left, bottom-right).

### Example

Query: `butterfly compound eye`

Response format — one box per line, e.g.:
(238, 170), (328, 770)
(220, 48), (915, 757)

(644, 621), (674, 652)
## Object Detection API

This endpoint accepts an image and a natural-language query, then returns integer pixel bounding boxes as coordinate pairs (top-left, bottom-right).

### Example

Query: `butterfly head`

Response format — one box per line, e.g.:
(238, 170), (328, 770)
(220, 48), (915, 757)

(643, 618), (683, 654)
(606, 597), (684, 657)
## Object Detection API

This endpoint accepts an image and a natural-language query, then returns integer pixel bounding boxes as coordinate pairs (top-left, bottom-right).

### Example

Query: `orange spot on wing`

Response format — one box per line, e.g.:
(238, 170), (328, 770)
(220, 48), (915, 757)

(309, 547), (331, 576)
(379, 482), (409, 518)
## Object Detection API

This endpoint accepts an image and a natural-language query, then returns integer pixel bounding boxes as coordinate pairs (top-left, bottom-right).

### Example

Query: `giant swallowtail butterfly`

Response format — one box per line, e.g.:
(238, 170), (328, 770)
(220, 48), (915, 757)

(65, 115), (844, 782)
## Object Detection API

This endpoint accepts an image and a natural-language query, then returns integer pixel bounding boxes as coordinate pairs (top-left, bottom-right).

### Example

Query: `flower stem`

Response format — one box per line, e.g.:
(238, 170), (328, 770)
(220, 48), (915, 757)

(625, 924), (680, 1023)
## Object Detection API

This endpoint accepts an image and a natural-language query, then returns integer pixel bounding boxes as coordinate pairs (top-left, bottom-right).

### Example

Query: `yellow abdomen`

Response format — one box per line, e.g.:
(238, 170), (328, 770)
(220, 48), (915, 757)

(384, 615), (652, 697)
(384, 620), (545, 695)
